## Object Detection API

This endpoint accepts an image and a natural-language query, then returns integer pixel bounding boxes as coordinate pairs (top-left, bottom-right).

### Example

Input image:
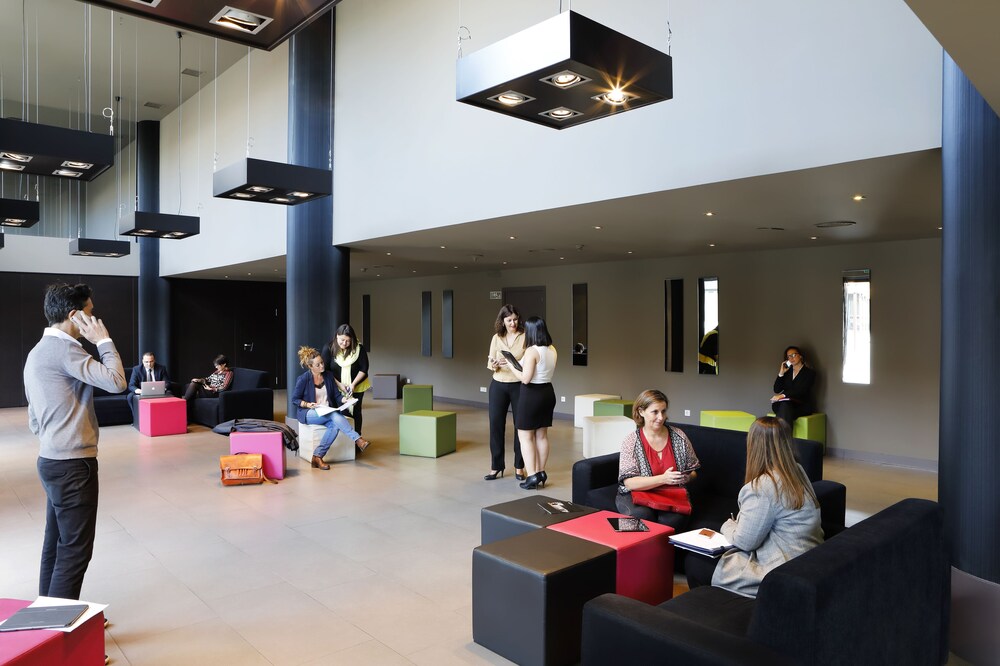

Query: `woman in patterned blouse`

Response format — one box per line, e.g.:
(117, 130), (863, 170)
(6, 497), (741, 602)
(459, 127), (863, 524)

(616, 389), (700, 530)
(183, 354), (234, 418)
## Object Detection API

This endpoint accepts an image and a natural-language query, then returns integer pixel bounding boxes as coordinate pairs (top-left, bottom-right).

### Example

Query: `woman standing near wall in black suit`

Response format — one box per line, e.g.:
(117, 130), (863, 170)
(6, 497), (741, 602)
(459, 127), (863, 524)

(484, 304), (526, 481)
(322, 324), (371, 444)
(770, 345), (816, 427)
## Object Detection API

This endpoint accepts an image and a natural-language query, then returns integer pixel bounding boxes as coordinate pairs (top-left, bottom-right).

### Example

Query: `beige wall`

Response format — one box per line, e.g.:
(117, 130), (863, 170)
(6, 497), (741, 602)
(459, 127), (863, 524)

(351, 238), (941, 469)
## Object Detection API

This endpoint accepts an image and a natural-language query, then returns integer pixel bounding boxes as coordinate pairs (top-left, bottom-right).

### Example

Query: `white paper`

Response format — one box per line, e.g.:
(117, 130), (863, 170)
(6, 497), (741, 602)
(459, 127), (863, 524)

(669, 528), (732, 551)
(315, 397), (357, 416)
(25, 596), (108, 633)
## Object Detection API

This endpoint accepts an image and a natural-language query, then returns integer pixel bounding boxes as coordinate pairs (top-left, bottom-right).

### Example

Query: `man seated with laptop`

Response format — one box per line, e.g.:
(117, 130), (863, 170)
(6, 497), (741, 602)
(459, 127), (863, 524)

(126, 352), (175, 419)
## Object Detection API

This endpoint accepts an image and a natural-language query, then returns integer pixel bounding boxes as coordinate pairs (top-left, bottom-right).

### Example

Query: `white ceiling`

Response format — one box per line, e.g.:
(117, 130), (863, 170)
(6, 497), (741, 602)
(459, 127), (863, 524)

(5, 1), (973, 283)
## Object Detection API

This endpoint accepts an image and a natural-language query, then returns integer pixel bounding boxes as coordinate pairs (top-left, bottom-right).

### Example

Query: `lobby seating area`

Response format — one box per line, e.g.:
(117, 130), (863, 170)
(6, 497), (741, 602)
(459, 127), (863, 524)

(0, 397), (941, 664)
(188, 368), (274, 428)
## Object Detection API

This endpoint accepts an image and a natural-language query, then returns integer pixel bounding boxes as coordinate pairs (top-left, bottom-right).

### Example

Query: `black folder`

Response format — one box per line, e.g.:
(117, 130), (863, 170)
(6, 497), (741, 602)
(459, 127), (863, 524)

(0, 604), (89, 632)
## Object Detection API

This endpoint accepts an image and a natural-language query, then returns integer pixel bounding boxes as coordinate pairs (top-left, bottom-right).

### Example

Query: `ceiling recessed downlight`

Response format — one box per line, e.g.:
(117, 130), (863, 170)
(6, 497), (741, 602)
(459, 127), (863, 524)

(231, 192), (254, 199)
(210, 6), (274, 35)
(0, 163), (25, 171)
(248, 186), (273, 193)
(52, 169), (82, 177)
(593, 89), (636, 105)
(539, 106), (583, 121)
(1, 152), (31, 163)
(61, 161), (93, 169)
(852, 194), (866, 201)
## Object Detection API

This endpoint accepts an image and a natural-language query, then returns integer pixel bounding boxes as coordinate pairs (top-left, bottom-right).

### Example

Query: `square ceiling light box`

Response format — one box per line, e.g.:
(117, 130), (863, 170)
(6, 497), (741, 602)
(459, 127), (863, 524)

(457, 11), (673, 130)
(213, 158), (332, 205)
(0, 118), (114, 181)
(119, 211), (200, 239)
(69, 238), (131, 257)
(0, 198), (40, 228)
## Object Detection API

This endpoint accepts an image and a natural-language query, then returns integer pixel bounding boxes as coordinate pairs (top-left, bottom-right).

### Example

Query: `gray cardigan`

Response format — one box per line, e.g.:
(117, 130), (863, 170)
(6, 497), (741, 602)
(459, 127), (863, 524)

(712, 464), (824, 598)
(24, 331), (126, 460)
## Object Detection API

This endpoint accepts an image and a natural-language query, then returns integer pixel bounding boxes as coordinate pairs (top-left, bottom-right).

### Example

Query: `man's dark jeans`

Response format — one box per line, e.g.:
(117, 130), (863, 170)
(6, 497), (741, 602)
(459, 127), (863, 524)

(37, 457), (99, 600)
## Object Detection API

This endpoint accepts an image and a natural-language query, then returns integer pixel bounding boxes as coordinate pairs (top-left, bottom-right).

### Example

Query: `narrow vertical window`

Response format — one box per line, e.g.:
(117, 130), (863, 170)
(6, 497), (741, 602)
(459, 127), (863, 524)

(842, 269), (871, 384)
(698, 277), (719, 375)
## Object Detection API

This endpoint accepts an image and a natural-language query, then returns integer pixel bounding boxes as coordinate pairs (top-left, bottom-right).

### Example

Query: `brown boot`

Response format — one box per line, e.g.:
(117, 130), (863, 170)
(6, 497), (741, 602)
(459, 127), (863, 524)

(355, 437), (371, 453)
(311, 455), (330, 470)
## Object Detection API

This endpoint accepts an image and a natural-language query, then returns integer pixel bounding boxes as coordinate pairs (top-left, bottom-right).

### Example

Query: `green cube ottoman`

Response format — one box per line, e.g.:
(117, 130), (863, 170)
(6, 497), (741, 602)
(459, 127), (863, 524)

(765, 412), (828, 451)
(700, 410), (756, 431)
(399, 410), (456, 457)
(593, 399), (633, 418)
(402, 384), (434, 412)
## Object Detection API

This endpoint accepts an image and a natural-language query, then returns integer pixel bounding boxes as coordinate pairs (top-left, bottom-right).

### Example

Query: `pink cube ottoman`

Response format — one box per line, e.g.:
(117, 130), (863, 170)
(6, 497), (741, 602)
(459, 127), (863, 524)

(229, 431), (286, 480)
(138, 397), (187, 437)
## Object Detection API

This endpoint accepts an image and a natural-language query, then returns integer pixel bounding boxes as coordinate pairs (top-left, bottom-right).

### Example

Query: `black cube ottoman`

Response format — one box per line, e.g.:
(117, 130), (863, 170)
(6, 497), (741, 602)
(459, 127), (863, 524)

(481, 495), (598, 545)
(473, 528), (616, 666)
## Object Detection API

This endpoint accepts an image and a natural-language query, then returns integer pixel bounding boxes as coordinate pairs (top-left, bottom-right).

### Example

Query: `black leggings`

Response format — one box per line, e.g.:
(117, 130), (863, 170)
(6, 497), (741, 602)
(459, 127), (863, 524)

(488, 380), (523, 471)
(351, 390), (366, 434)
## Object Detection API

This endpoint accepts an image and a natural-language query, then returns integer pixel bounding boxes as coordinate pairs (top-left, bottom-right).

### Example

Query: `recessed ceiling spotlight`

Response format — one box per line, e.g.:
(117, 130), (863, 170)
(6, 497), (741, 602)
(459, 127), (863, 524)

(502, 261), (508, 265)
(61, 161), (93, 169)
(1, 152), (32, 162)
(814, 220), (856, 228)
(509, 236), (516, 240)
(269, 197), (293, 203)
(592, 89), (636, 105)
(705, 211), (714, 217)
(539, 106), (583, 121)
(488, 91), (535, 107)
(440, 245), (446, 249)
(938, 226), (943, 230)
(210, 6), (273, 35)
(709, 243), (716, 247)
(289, 191), (313, 198)
(0, 163), (26, 171)
(594, 226), (602, 230)
(3, 218), (26, 226)
(224, 275), (229, 278)
(810, 236), (818, 240)
(559, 256), (565, 260)
(540, 70), (591, 89)
(386, 252), (392, 256)
(412, 270), (417, 273)
(52, 169), (82, 177)
(852, 194), (866, 201)
(126, 0), (162, 6)
(627, 250), (633, 254)
(162, 231), (188, 238)
(247, 186), (273, 193)
(452, 265), (459, 269)
(231, 192), (254, 199)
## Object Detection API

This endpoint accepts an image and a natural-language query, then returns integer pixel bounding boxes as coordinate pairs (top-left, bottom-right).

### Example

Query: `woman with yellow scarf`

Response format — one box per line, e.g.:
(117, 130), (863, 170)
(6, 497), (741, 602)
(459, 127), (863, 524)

(322, 324), (372, 451)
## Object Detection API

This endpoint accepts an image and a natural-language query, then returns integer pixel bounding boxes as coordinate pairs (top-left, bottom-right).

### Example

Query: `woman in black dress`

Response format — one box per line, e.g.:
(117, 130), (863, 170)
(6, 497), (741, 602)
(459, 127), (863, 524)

(507, 317), (557, 490)
(770, 345), (816, 427)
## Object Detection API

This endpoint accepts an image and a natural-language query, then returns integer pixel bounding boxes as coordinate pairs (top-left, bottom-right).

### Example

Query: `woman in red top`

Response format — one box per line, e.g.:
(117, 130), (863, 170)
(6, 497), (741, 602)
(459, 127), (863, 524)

(616, 389), (700, 530)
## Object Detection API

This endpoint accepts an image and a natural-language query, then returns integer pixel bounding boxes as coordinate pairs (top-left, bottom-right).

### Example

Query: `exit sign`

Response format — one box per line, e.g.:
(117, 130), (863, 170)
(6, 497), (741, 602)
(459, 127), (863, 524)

(489, 291), (502, 300)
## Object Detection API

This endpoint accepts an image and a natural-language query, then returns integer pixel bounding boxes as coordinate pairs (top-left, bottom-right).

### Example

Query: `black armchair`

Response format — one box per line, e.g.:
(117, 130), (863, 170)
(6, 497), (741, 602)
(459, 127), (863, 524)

(190, 367), (273, 427)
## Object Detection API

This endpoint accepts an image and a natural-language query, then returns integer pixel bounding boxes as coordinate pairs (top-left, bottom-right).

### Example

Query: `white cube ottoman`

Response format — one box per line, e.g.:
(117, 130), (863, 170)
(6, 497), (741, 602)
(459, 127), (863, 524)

(582, 415), (635, 458)
(298, 420), (356, 463)
(574, 393), (621, 428)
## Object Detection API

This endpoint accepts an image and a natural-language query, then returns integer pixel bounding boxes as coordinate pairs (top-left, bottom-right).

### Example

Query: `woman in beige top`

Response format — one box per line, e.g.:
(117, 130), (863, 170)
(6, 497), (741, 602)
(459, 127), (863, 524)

(485, 304), (526, 481)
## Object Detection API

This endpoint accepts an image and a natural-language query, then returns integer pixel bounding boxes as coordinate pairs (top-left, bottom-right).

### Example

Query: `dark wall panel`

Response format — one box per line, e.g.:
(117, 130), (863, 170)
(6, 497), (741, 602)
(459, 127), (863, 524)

(1, 272), (138, 408)
(169, 279), (286, 390)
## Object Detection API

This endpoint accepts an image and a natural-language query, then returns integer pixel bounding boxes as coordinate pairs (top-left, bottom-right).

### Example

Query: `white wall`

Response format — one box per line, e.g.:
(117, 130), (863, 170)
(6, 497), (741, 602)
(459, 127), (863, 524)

(157, 45), (290, 276)
(333, 0), (942, 243)
(351, 238), (941, 469)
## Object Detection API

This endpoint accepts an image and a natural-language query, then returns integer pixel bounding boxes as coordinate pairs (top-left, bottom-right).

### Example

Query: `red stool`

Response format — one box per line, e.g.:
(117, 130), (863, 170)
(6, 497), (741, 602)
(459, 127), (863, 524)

(547, 510), (675, 605)
(138, 397), (187, 437)
(0, 599), (104, 666)
(229, 431), (286, 480)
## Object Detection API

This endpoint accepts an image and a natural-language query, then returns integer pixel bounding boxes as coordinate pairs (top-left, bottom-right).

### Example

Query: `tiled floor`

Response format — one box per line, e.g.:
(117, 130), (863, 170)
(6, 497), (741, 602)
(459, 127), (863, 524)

(0, 395), (938, 665)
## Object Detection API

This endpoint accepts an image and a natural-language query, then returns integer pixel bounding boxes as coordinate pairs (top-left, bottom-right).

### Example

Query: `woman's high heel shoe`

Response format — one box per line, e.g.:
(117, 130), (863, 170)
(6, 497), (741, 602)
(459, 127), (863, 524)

(483, 470), (504, 481)
(539, 470), (548, 485)
(519, 473), (545, 490)
(515, 468), (526, 481)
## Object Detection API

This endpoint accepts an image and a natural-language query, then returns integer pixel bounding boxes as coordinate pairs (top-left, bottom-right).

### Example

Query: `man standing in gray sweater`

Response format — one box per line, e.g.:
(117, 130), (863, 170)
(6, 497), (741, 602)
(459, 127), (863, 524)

(24, 283), (126, 600)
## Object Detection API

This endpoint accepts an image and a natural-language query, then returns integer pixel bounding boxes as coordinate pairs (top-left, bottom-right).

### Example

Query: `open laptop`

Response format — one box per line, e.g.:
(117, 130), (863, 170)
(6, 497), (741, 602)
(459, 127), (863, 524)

(138, 381), (167, 398)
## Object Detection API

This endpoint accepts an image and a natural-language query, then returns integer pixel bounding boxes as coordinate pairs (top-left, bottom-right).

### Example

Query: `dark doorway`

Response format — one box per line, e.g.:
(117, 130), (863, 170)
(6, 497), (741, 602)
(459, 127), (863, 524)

(502, 286), (546, 322)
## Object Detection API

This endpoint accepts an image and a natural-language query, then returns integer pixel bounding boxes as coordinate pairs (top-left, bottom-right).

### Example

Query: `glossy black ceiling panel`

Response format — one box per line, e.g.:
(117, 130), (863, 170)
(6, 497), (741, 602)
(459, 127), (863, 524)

(78, 0), (341, 51)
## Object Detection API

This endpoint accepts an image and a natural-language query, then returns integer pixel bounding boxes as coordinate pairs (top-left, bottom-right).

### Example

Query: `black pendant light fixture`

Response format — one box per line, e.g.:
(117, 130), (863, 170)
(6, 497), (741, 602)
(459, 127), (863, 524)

(456, 11), (673, 130)
(213, 46), (331, 205)
(119, 31), (200, 238)
(69, 237), (130, 257)
(0, 118), (115, 181)
(0, 198), (40, 228)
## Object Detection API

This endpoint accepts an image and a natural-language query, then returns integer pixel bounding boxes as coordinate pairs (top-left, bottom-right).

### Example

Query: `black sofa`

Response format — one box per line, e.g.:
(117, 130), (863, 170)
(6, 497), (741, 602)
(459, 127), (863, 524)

(190, 367), (274, 427)
(94, 387), (132, 426)
(581, 498), (950, 665)
(572, 422), (847, 541)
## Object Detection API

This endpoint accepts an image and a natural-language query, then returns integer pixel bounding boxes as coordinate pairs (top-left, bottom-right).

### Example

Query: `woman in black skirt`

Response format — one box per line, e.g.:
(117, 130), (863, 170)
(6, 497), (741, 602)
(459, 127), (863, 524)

(507, 316), (557, 490)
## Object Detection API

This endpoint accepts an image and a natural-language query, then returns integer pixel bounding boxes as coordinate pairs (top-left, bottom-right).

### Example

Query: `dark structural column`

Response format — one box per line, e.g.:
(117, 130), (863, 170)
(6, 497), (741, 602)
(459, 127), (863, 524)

(940, 53), (1000, 664)
(136, 120), (171, 368)
(286, 9), (349, 418)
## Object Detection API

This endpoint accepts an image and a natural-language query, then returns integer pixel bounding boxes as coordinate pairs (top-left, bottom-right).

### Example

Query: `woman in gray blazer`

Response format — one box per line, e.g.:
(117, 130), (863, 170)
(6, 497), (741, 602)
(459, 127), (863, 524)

(686, 416), (823, 598)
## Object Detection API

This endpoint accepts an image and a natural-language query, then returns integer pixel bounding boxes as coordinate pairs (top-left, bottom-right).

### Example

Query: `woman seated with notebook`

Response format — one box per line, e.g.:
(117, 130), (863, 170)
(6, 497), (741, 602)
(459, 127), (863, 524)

(292, 346), (370, 471)
(685, 416), (824, 597)
(616, 389), (700, 530)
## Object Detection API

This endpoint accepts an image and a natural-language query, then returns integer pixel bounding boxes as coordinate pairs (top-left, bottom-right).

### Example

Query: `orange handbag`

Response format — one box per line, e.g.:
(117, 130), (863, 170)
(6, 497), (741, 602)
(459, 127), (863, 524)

(219, 453), (277, 486)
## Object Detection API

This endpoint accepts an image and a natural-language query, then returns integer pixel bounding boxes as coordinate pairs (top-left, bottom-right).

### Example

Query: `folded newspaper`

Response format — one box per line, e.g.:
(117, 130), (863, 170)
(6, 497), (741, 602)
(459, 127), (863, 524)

(668, 528), (733, 557)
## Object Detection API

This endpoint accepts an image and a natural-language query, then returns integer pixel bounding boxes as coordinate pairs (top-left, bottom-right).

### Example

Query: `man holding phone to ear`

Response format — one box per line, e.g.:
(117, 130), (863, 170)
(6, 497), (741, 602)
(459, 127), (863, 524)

(23, 283), (126, 600)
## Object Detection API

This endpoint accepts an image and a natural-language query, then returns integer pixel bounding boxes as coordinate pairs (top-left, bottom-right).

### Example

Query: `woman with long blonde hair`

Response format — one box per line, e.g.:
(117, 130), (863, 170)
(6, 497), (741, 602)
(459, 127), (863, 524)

(685, 416), (823, 598)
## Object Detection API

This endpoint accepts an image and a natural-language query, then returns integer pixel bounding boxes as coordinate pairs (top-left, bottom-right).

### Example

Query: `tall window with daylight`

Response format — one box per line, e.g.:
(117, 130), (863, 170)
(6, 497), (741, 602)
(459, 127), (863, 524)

(842, 269), (871, 384)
